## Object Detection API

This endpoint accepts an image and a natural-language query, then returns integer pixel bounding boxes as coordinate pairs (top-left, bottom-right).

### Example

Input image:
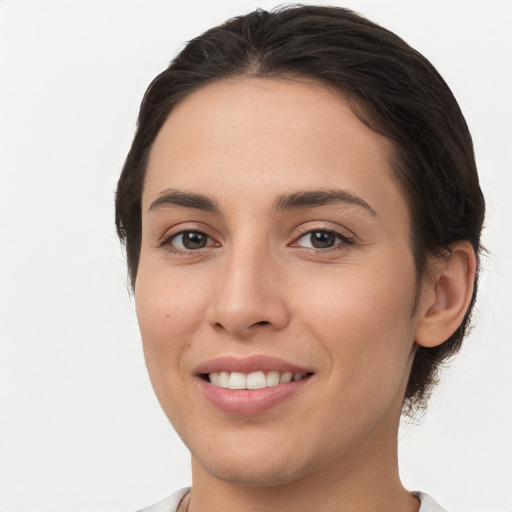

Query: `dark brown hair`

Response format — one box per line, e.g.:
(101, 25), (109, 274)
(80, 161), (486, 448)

(115, 5), (485, 414)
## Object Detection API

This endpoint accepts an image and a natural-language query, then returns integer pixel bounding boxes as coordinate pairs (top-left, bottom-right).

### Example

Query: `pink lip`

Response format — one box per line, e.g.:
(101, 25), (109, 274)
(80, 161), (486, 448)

(194, 355), (314, 416)
(197, 377), (311, 416)
(194, 355), (311, 375)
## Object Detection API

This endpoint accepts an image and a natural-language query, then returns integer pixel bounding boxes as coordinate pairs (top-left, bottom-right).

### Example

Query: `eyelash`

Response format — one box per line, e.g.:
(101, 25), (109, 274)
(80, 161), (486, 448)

(161, 227), (354, 255)
(291, 227), (354, 253)
(161, 229), (218, 255)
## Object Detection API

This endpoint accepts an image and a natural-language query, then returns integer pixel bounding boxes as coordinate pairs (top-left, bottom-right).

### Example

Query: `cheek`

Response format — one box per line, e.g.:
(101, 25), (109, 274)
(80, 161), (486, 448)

(134, 265), (209, 386)
(298, 257), (416, 327)
(292, 268), (418, 444)
(294, 258), (418, 382)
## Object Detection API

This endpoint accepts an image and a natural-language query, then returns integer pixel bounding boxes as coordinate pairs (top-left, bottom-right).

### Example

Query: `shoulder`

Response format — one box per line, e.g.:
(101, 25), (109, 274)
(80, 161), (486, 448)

(134, 488), (190, 512)
(414, 491), (448, 512)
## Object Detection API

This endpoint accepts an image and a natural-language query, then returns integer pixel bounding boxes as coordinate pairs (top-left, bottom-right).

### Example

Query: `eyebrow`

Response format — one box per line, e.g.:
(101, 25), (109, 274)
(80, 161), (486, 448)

(149, 189), (219, 213)
(148, 188), (376, 216)
(272, 189), (376, 216)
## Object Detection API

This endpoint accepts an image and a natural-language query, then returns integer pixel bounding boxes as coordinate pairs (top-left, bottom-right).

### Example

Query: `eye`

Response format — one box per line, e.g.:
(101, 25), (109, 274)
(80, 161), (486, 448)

(165, 230), (218, 252)
(293, 229), (352, 250)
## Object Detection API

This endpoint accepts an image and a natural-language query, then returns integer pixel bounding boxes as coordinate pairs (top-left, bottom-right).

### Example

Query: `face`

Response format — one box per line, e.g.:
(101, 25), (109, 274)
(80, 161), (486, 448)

(136, 78), (425, 487)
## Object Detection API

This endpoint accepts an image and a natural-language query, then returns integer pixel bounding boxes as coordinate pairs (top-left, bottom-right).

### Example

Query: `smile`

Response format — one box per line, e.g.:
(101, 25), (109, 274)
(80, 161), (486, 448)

(195, 356), (314, 415)
(208, 371), (308, 389)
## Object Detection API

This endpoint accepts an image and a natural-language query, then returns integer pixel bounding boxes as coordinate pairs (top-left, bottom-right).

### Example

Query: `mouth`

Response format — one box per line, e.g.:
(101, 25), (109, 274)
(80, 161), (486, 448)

(195, 355), (314, 415)
(202, 370), (311, 389)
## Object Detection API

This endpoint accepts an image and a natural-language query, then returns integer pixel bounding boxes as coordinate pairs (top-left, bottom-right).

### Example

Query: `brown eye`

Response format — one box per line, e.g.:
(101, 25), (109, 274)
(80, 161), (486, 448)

(293, 229), (353, 250)
(169, 231), (212, 251)
(309, 231), (336, 249)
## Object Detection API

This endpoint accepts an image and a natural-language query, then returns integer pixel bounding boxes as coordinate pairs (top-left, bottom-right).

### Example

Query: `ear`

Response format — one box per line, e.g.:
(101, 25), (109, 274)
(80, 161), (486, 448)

(415, 241), (477, 348)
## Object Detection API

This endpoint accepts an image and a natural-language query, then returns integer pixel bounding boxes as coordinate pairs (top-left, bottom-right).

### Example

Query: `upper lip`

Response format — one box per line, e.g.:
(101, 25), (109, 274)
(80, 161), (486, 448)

(194, 355), (313, 376)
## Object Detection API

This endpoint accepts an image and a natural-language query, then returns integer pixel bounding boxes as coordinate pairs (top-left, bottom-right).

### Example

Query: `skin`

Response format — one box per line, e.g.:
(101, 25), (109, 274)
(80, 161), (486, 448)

(135, 78), (454, 512)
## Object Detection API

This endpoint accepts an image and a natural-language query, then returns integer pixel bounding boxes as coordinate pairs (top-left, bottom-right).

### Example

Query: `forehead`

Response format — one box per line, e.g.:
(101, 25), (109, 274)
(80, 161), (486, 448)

(143, 78), (407, 224)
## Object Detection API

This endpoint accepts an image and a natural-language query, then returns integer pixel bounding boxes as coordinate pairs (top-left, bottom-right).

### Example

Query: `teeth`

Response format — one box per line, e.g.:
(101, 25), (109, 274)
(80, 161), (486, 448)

(218, 371), (229, 388)
(208, 370), (306, 389)
(246, 371), (266, 389)
(280, 372), (293, 384)
(266, 371), (280, 387)
(228, 372), (246, 389)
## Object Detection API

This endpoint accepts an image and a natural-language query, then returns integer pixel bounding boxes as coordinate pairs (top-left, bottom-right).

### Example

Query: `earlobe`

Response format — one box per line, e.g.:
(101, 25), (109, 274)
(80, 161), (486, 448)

(415, 241), (477, 348)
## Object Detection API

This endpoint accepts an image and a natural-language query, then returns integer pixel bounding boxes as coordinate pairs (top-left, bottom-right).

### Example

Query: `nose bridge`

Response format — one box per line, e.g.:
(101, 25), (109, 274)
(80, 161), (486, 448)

(210, 234), (288, 336)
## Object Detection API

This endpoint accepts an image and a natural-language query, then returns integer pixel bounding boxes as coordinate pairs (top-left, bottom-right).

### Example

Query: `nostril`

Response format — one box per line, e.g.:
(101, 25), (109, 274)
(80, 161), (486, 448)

(255, 321), (270, 326)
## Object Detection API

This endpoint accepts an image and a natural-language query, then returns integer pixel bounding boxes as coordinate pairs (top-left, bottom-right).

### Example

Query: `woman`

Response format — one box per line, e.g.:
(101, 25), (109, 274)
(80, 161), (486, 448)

(116, 6), (484, 512)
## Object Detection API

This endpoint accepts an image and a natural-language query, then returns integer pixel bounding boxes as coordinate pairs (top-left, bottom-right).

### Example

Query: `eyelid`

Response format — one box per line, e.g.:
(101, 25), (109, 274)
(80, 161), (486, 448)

(289, 225), (355, 250)
(158, 221), (219, 243)
(160, 224), (221, 254)
(157, 222), (355, 254)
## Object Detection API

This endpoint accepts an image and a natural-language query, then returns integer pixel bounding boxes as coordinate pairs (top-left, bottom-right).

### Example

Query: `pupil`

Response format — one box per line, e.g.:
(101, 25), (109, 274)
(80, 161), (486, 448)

(183, 232), (207, 249)
(311, 231), (335, 248)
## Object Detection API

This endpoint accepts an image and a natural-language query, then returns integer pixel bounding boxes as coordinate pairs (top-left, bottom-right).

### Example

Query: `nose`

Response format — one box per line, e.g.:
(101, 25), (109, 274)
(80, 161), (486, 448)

(207, 245), (290, 339)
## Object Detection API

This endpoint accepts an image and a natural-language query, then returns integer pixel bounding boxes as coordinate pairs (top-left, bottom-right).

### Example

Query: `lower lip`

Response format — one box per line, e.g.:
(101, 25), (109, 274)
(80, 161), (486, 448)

(197, 376), (311, 416)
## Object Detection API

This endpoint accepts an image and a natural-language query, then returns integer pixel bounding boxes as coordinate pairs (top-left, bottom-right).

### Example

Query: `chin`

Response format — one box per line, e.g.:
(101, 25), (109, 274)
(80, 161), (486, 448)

(198, 454), (308, 488)
(185, 421), (318, 488)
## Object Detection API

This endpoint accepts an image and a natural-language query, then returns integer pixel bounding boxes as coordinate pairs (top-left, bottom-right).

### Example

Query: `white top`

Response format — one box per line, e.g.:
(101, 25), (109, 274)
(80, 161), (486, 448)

(136, 488), (447, 512)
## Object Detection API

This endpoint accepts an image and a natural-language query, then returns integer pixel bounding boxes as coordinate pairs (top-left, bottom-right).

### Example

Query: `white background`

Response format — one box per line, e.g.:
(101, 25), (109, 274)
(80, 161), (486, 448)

(1, 1), (511, 511)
